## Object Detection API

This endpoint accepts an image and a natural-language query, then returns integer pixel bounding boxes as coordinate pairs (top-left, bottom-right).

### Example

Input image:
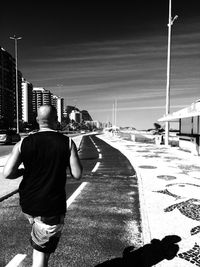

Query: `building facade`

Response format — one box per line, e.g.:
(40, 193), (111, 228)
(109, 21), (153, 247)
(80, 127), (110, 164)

(17, 70), (22, 125)
(0, 47), (16, 128)
(22, 78), (33, 123)
(32, 87), (52, 115)
(70, 110), (82, 123)
(52, 95), (64, 123)
(158, 99), (200, 155)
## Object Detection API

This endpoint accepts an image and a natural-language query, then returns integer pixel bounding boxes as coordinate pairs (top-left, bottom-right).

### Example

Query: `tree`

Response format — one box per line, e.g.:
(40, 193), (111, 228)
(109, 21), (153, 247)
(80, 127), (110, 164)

(154, 123), (162, 130)
(153, 123), (164, 133)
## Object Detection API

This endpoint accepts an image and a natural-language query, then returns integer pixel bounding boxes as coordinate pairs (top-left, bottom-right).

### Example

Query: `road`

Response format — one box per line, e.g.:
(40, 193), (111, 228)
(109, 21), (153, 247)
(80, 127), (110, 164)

(0, 134), (142, 267)
(0, 144), (14, 157)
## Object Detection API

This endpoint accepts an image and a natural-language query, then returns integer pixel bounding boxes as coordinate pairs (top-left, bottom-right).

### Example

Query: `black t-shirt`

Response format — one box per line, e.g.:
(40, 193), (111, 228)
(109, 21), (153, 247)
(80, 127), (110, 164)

(19, 131), (70, 216)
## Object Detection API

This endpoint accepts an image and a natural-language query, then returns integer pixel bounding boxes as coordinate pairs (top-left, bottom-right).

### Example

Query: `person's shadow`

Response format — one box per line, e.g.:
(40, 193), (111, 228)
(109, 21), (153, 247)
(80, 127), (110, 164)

(95, 235), (181, 267)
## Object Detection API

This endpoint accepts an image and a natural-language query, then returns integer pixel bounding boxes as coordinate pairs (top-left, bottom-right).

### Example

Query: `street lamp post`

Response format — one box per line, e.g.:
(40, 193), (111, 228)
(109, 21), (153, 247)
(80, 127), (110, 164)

(112, 99), (117, 128)
(115, 98), (117, 127)
(10, 35), (22, 134)
(165, 0), (178, 146)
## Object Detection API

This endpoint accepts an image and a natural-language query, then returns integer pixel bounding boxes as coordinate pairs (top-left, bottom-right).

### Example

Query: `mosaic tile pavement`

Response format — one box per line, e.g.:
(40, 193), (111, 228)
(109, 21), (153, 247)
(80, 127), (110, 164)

(98, 134), (200, 267)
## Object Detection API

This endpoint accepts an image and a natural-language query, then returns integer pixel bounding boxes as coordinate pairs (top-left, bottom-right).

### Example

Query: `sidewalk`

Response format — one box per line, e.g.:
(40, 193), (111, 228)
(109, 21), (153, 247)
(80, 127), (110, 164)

(98, 133), (200, 267)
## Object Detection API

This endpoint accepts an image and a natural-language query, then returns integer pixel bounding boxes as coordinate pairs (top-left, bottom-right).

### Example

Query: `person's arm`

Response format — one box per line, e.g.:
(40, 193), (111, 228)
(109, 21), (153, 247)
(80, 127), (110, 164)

(69, 140), (82, 179)
(3, 141), (24, 179)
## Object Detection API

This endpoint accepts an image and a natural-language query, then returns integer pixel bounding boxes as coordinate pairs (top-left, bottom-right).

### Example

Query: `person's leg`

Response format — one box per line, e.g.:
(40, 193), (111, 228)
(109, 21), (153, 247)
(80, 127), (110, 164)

(30, 214), (65, 267)
(32, 249), (50, 267)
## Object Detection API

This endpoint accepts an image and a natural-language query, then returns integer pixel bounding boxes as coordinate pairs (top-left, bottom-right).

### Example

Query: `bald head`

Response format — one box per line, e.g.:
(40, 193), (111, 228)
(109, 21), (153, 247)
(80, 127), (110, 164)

(37, 105), (58, 129)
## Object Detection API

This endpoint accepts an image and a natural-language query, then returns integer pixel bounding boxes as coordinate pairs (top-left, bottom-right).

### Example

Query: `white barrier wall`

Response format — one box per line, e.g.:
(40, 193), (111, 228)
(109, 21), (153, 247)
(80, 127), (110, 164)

(179, 136), (199, 156)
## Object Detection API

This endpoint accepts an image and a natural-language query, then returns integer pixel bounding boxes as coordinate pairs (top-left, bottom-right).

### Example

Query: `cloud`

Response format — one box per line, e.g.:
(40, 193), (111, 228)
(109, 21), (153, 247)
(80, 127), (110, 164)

(88, 104), (186, 113)
(28, 50), (164, 64)
(25, 34), (168, 65)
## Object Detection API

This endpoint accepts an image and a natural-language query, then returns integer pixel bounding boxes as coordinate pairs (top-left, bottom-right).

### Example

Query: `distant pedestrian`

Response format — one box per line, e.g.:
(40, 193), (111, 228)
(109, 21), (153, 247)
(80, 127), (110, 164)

(3, 105), (82, 267)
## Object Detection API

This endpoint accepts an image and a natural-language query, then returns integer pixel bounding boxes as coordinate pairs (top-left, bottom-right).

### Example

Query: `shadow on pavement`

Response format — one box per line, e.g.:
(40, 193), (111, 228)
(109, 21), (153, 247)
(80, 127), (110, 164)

(95, 235), (181, 267)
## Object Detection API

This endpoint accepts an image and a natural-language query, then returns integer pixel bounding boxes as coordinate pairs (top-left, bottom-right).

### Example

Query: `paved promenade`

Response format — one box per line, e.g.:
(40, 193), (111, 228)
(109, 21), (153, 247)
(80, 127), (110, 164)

(1, 133), (200, 266)
(98, 133), (200, 267)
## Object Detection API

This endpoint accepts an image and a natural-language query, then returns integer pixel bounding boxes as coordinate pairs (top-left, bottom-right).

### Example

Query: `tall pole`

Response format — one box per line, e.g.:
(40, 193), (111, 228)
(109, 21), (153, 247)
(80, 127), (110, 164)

(112, 99), (117, 127)
(115, 99), (117, 127)
(165, 0), (178, 145)
(112, 102), (115, 127)
(10, 35), (22, 134)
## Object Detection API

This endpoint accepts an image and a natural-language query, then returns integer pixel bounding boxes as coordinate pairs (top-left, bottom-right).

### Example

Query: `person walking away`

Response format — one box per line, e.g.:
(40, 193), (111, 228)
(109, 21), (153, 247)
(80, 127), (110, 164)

(3, 105), (83, 267)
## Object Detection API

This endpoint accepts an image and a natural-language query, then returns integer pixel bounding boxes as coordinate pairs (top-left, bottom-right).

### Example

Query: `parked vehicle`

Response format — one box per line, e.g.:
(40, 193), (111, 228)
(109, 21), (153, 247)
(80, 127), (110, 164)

(0, 129), (21, 145)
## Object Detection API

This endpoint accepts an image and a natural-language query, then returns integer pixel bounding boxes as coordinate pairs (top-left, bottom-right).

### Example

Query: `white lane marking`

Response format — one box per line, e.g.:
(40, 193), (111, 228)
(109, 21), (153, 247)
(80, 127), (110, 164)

(67, 182), (88, 208)
(5, 254), (26, 267)
(92, 162), (100, 173)
(89, 137), (95, 143)
(89, 136), (101, 172)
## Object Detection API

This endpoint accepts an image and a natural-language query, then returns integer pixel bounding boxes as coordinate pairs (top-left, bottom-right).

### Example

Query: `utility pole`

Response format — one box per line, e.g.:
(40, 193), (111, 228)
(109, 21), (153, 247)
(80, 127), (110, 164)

(10, 35), (22, 134)
(165, 0), (178, 145)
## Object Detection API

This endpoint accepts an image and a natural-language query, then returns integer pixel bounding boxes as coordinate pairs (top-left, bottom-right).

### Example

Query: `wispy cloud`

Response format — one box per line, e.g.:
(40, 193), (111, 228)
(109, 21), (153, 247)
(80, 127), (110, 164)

(88, 104), (186, 113)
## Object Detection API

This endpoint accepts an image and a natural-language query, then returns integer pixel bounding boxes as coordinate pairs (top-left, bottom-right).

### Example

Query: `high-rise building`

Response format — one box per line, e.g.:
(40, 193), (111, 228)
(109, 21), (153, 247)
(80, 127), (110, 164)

(52, 95), (64, 123)
(0, 46), (22, 128)
(32, 87), (52, 115)
(22, 78), (33, 123)
(17, 70), (23, 124)
(32, 87), (65, 123)
(70, 110), (82, 123)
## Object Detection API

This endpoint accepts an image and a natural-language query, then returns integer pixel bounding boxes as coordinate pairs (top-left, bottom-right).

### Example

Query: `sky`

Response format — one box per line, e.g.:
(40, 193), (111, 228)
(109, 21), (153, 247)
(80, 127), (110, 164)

(1, 1), (200, 130)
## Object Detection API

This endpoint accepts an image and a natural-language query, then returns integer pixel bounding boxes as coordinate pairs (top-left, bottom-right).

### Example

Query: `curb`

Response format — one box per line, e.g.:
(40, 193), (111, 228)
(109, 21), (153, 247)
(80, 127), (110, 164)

(135, 168), (152, 244)
(0, 189), (19, 202)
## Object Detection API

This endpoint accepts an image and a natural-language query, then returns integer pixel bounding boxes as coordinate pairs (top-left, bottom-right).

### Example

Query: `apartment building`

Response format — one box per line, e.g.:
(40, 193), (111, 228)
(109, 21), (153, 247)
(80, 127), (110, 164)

(52, 95), (64, 123)
(17, 70), (23, 124)
(69, 109), (82, 123)
(32, 87), (52, 115)
(0, 46), (22, 128)
(22, 78), (33, 123)
(33, 87), (65, 123)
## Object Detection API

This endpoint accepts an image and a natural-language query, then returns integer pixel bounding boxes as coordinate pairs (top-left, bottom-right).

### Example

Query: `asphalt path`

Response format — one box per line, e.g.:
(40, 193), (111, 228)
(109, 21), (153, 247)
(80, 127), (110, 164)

(0, 134), (142, 267)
